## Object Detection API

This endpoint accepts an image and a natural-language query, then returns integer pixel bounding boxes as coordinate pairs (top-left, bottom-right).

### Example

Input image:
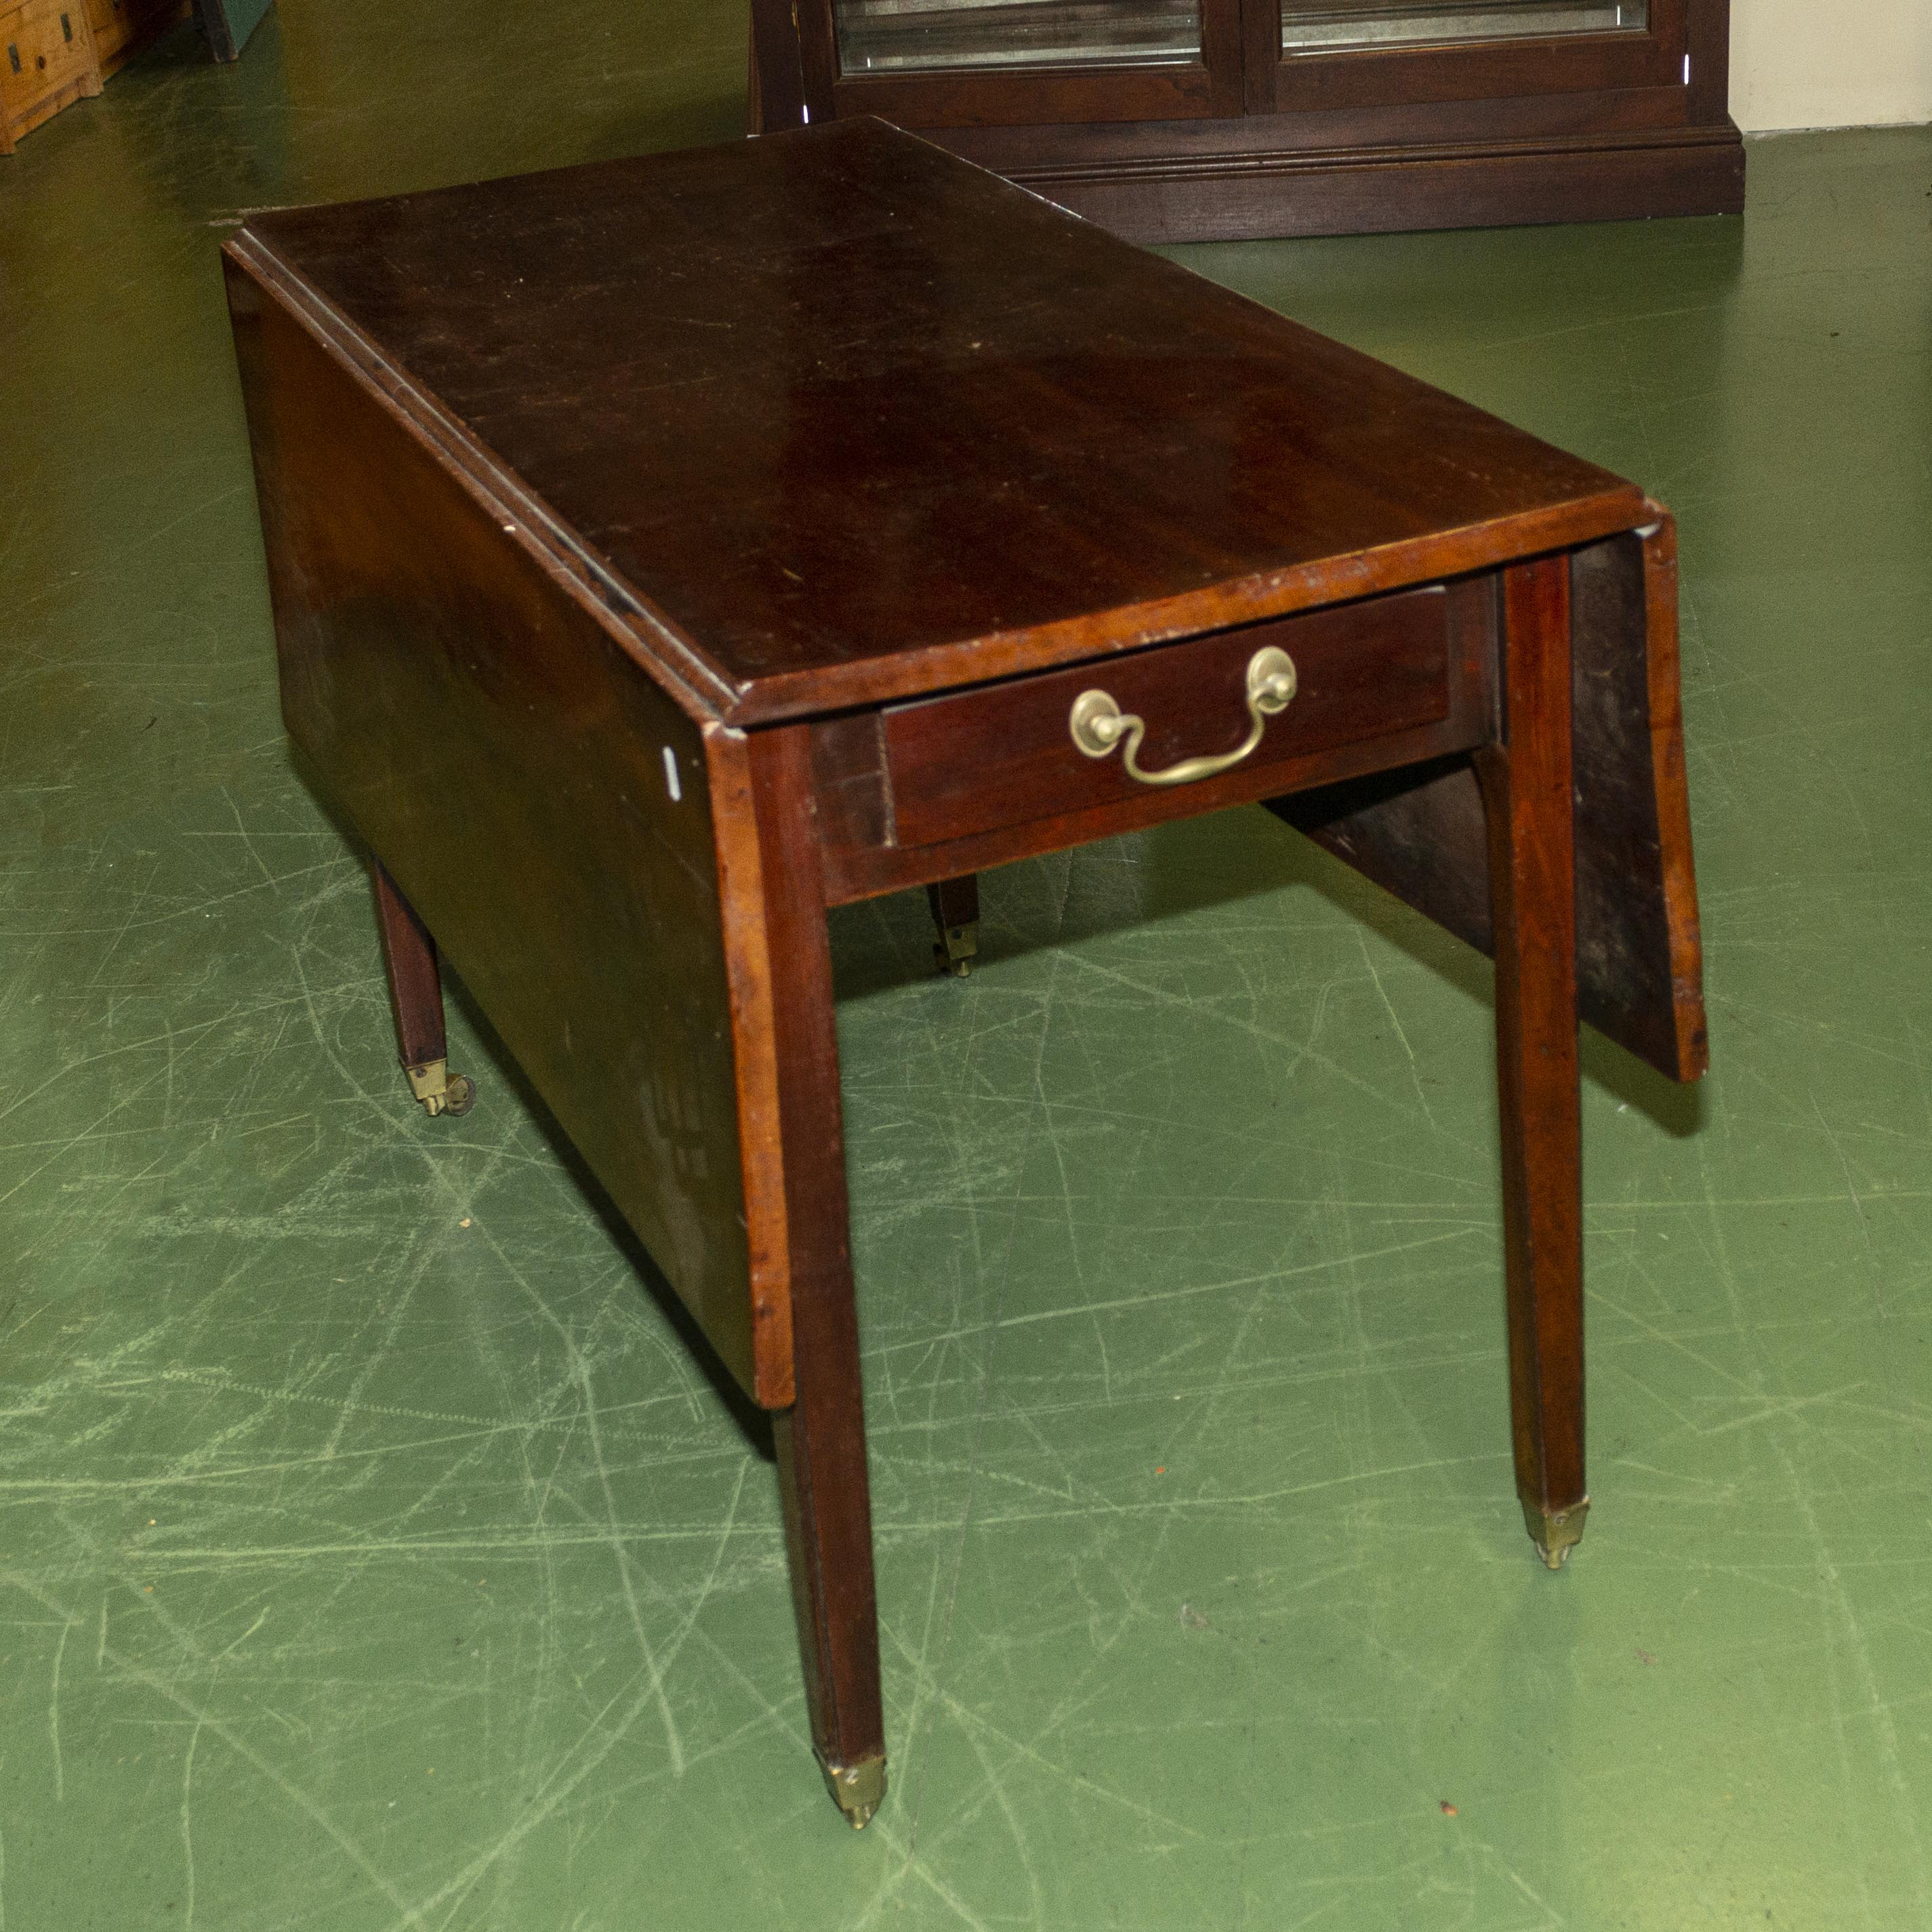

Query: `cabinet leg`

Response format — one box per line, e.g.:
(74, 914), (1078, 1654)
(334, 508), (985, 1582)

(926, 873), (980, 978)
(1477, 558), (1585, 1571)
(371, 862), (475, 1119)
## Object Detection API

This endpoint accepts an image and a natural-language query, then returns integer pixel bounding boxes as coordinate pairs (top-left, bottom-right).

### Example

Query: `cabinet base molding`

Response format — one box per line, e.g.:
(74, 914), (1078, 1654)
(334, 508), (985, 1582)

(749, 0), (1745, 242)
(932, 120), (1745, 243)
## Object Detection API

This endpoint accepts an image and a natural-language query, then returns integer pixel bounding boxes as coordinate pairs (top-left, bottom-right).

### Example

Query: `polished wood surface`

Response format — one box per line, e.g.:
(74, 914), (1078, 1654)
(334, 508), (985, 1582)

(816, 574), (1494, 906)
(882, 584), (1454, 849)
(1258, 1), (1686, 115)
(371, 861), (448, 1075)
(1635, 518), (1706, 1079)
(754, 0), (1742, 243)
(824, 52), (1234, 129)
(946, 119), (1745, 245)
(226, 260), (776, 1400)
(1272, 521), (1706, 1083)
(811, 0), (1247, 127)
(226, 118), (1704, 1824)
(926, 873), (981, 974)
(1481, 558), (1586, 1543)
(766, 0), (1235, 125)
(747, 726), (886, 1799)
(228, 117), (1644, 724)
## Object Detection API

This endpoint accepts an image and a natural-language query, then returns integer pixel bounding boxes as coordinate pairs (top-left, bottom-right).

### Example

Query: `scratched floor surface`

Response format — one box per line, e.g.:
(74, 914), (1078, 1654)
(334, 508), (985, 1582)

(3, 7), (1930, 1925)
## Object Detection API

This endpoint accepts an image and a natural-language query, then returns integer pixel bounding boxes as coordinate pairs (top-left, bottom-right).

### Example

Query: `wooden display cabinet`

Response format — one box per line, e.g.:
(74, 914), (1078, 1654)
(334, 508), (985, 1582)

(749, 0), (1743, 241)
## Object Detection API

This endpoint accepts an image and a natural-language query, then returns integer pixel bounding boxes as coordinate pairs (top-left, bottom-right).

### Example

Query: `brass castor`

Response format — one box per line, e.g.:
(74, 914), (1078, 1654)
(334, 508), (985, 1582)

(819, 1753), (886, 1830)
(933, 920), (978, 978)
(926, 878), (980, 979)
(1524, 1498), (1589, 1570)
(405, 1058), (476, 1119)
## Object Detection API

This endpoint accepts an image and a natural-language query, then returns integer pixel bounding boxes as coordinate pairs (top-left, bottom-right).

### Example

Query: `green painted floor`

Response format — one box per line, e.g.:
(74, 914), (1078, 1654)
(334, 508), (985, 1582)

(4, 7), (1931, 1926)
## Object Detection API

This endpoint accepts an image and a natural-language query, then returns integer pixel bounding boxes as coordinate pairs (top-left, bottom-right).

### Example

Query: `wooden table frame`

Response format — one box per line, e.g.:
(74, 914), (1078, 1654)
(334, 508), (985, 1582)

(224, 119), (1705, 1830)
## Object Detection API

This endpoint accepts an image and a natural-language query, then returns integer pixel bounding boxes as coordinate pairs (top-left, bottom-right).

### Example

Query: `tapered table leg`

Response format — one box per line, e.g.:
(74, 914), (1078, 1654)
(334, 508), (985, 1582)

(775, 1352), (885, 1827)
(1477, 558), (1586, 1569)
(745, 727), (887, 1826)
(371, 862), (475, 1118)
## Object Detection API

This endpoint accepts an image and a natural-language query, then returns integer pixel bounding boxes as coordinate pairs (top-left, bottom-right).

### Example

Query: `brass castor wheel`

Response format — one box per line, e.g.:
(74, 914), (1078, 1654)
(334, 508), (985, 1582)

(932, 920), (978, 979)
(926, 880), (980, 979)
(405, 1058), (477, 1119)
(1524, 1498), (1589, 1570)
(820, 1753), (886, 1830)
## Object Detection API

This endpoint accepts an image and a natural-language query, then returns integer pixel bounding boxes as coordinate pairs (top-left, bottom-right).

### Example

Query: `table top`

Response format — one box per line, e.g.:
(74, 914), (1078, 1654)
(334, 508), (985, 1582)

(230, 117), (1648, 724)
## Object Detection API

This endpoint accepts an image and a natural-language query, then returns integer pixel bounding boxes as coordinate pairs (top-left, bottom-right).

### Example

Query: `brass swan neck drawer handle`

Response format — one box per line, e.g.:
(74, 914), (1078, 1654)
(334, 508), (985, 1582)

(1068, 645), (1298, 788)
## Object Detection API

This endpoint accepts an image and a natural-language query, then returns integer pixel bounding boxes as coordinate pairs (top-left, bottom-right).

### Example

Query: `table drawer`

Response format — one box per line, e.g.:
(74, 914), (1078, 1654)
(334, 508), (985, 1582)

(881, 584), (1458, 850)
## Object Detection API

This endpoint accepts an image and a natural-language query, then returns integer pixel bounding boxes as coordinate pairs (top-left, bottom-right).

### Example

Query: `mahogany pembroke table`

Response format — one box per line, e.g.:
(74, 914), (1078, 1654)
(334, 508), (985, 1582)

(224, 117), (1706, 1830)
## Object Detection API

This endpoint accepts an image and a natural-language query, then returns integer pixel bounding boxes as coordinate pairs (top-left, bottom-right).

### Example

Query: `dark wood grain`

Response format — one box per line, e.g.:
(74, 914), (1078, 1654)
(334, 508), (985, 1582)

(823, 705), (1490, 905)
(226, 119), (1709, 1818)
(809, 710), (894, 857)
(815, 0), (1244, 125)
(926, 873), (980, 974)
(829, 62), (1222, 129)
(226, 257), (779, 1403)
(900, 73), (1699, 165)
(371, 861), (447, 1074)
(926, 73), (1742, 241)
(884, 585), (1453, 848)
(1263, 3), (1685, 115)
(794, 0), (841, 123)
(755, 0), (1741, 245)
(1241, 0), (1283, 117)
(746, 724), (886, 1796)
(821, 575), (1492, 903)
(928, 876), (979, 930)
(1684, 0), (1733, 125)
(1480, 558), (1586, 1536)
(747, 0), (806, 132)
(1568, 516), (1704, 1080)
(1268, 529), (1706, 1084)
(1637, 514), (1707, 1080)
(229, 119), (1645, 724)
(984, 121), (1744, 243)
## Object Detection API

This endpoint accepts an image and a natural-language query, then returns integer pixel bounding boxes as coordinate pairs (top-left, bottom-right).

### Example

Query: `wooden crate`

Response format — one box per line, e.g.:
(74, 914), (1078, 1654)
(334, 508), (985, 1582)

(0, 0), (101, 154)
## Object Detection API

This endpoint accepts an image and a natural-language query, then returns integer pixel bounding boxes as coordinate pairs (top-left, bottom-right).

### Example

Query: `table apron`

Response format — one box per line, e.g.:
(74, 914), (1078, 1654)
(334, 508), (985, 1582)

(814, 573), (1498, 903)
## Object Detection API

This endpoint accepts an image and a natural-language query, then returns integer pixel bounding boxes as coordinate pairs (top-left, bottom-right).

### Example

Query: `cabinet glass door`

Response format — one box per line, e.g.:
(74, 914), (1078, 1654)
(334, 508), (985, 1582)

(1250, 0), (1683, 112)
(811, 0), (1244, 127)
(1279, 0), (1646, 51)
(836, 0), (1202, 75)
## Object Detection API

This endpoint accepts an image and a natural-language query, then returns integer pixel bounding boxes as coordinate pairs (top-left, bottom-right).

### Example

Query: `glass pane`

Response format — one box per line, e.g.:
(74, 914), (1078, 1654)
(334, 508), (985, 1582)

(1281, 0), (1647, 52)
(834, 0), (1201, 76)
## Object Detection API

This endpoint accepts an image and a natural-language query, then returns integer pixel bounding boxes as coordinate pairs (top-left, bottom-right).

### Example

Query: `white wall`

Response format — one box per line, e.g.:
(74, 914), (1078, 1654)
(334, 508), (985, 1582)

(1731, 0), (1932, 132)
